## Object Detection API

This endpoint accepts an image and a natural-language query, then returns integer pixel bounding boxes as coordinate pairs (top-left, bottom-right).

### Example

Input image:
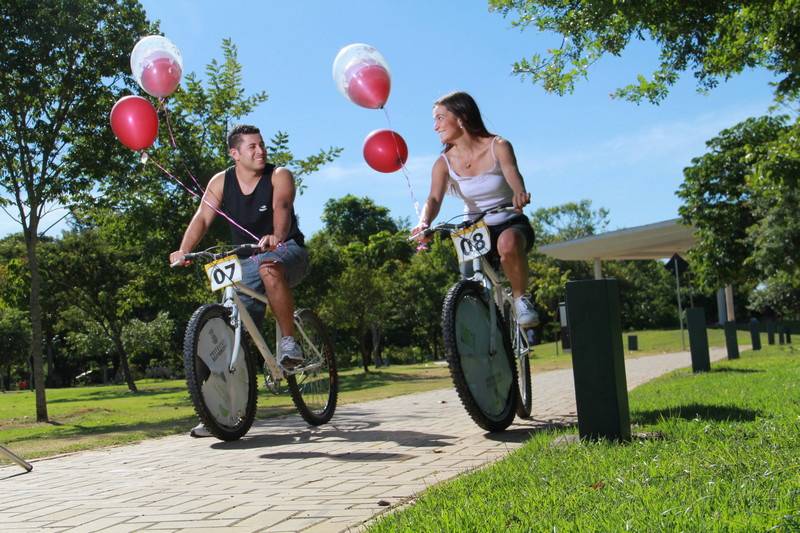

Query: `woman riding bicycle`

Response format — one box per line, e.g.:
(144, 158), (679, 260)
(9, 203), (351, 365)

(412, 91), (538, 327)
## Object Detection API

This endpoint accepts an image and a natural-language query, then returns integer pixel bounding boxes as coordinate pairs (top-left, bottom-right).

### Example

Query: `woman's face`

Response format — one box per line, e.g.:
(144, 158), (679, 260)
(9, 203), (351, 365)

(432, 104), (462, 144)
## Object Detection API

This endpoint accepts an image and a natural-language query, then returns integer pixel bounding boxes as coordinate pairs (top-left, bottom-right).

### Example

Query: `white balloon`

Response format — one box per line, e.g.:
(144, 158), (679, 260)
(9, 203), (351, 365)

(332, 43), (390, 104)
(130, 35), (183, 90)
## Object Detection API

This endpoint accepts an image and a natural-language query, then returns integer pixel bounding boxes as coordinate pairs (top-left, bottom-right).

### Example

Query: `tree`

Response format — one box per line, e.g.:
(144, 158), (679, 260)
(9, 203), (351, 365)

(677, 116), (782, 290)
(0, 0), (150, 420)
(321, 195), (399, 245)
(0, 306), (29, 391)
(677, 114), (800, 317)
(47, 230), (142, 392)
(489, 0), (800, 103)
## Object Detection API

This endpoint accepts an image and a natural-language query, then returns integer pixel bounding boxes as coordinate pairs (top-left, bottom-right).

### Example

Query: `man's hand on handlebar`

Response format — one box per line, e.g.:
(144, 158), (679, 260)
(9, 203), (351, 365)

(169, 250), (190, 268)
(258, 234), (282, 251)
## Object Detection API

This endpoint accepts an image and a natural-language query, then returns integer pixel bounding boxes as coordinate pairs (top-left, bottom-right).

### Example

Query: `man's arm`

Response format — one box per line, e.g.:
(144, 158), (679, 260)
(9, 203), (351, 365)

(259, 167), (295, 250)
(169, 172), (224, 265)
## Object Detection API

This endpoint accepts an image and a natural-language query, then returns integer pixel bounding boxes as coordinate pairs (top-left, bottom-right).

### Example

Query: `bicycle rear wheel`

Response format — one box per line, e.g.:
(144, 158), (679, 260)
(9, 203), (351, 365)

(287, 309), (338, 425)
(442, 280), (517, 432)
(506, 302), (533, 419)
(183, 304), (257, 441)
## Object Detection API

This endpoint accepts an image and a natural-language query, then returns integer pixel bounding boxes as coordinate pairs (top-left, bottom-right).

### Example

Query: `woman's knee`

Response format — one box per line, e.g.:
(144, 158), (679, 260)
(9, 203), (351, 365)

(497, 229), (524, 258)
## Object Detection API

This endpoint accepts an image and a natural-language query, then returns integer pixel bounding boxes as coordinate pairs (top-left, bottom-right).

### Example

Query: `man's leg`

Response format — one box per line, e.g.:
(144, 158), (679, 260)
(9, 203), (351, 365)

(258, 261), (294, 336)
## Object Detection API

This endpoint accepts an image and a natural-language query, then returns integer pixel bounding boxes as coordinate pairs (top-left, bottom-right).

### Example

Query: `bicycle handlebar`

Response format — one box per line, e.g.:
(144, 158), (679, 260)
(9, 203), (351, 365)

(173, 243), (260, 267)
(412, 203), (516, 240)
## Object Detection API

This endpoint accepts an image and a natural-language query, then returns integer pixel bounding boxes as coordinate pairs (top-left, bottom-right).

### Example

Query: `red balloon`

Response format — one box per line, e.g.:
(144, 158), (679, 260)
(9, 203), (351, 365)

(140, 57), (182, 98)
(363, 129), (408, 173)
(110, 95), (159, 151)
(346, 63), (390, 109)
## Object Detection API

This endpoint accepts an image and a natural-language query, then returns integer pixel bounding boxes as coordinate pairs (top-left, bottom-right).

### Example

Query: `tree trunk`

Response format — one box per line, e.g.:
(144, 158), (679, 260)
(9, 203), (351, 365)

(370, 324), (384, 367)
(24, 227), (48, 420)
(45, 333), (57, 387)
(359, 329), (371, 373)
(111, 330), (137, 393)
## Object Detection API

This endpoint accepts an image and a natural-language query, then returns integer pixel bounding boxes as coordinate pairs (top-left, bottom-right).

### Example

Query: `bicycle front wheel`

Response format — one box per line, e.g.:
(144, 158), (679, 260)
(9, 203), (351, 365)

(506, 302), (533, 419)
(442, 280), (517, 432)
(287, 309), (338, 425)
(183, 304), (257, 441)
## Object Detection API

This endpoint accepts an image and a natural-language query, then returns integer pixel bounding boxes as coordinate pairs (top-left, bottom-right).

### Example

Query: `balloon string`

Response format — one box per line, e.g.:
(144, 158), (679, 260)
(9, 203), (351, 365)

(382, 107), (420, 218)
(146, 154), (260, 243)
(157, 99), (205, 197)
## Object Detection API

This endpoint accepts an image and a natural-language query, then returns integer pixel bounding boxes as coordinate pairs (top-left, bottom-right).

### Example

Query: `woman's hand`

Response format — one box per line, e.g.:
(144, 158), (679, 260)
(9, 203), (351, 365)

(512, 190), (531, 211)
(410, 222), (430, 243)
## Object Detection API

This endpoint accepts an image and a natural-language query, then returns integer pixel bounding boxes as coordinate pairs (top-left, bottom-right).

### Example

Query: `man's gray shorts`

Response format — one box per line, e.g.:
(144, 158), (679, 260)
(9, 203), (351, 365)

(237, 239), (309, 325)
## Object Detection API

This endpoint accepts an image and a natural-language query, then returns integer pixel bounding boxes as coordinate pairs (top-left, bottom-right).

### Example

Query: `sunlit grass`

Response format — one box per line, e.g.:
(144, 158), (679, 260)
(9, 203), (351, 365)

(368, 344), (800, 531)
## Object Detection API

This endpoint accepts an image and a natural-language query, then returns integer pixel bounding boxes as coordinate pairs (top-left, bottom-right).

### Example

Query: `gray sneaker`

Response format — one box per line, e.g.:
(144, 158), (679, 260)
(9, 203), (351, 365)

(279, 335), (304, 369)
(514, 296), (540, 328)
(189, 422), (212, 438)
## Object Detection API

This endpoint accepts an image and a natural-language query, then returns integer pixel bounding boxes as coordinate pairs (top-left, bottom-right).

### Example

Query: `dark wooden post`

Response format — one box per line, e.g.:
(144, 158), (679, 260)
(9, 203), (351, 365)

(724, 321), (739, 359)
(566, 279), (630, 442)
(686, 308), (710, 372)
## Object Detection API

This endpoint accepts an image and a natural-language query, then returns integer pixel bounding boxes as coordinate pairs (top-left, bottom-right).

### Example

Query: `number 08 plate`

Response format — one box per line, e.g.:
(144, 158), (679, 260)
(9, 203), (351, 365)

(204, 255), (242, 291)
(451, 220), (491, 262)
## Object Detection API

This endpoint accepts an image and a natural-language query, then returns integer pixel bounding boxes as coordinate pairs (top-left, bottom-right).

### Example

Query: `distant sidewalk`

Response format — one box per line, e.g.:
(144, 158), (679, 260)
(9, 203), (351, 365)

(0, 347), (729, 533)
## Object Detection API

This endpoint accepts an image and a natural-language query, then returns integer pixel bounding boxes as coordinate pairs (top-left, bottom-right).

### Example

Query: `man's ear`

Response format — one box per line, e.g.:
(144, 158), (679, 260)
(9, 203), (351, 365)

(229, 147), (238, 161)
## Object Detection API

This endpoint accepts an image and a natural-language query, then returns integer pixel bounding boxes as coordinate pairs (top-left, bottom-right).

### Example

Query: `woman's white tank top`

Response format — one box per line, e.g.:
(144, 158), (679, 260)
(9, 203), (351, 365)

(442, 136), (515, 225)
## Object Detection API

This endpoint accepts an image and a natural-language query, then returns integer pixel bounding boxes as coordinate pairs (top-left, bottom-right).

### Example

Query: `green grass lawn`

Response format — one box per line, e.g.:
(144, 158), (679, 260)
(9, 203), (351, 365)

(368, 344), (800, 532)
(0, 327), (762, 462)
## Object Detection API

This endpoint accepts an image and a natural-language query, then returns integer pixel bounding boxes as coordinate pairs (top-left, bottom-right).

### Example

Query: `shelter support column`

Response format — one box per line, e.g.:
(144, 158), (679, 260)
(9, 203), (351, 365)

(593, 258), (602, 280)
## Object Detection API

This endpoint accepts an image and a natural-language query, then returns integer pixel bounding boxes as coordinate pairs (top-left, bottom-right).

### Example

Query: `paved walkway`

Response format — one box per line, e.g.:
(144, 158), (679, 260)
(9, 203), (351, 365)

(1, 348), (729, 532)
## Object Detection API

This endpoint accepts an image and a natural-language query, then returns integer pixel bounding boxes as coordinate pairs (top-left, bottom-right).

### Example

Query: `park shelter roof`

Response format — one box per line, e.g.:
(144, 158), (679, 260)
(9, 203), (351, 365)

(538, 218), (696, 261)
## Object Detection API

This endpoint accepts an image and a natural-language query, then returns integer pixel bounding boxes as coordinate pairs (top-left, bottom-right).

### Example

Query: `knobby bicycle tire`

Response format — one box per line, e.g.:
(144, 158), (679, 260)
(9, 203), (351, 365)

(183, 304), (257, 441)
(505, 302), (533, 419)
(442, 280), (517, 432)
(287, 309), (338, 425)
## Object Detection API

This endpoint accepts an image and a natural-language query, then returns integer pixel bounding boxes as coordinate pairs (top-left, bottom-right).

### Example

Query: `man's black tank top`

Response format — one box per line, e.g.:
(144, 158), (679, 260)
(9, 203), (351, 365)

(221, 165), (304, 255)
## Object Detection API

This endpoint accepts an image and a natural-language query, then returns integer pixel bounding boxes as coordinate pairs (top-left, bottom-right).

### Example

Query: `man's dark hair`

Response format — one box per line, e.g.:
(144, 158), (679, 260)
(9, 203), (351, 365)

(227, 124), (261, 149)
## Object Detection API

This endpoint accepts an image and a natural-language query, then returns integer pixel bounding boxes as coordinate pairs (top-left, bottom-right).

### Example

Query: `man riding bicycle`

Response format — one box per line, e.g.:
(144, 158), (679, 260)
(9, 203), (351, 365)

(169, 124), (309, 437)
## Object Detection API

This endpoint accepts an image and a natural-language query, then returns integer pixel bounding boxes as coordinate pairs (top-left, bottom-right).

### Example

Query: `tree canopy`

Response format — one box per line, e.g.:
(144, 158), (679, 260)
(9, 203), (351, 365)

(489, 0), (800, 103)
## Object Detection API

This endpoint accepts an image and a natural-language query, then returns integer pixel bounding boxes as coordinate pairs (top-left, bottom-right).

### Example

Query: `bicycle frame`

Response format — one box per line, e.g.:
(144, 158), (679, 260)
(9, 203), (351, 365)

(220, 283), (325, 379)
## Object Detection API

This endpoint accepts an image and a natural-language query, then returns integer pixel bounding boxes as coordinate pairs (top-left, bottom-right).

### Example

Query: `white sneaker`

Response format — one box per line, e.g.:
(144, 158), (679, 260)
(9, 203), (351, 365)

(514, 296), (540, 327)
(189, 422), (212, 438)
(279, 336), (304, 369)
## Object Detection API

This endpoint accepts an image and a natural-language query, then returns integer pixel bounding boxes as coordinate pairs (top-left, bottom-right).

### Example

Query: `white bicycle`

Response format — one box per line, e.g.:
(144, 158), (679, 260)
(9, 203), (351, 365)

(420, 205), (534, 431)
(181, 244), (338, 441)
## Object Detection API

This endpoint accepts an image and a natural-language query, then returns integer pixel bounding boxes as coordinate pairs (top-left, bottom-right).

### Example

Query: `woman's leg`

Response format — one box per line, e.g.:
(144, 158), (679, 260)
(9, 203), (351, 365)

(496, 227), (528, 297)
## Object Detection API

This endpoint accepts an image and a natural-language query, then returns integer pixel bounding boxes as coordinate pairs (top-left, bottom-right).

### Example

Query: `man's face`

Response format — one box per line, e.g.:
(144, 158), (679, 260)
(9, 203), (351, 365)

(231, 133), (267, 172)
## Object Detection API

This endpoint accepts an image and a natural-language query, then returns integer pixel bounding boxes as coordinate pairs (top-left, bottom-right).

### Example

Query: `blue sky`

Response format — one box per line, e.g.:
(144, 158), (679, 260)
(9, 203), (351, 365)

(1, 1), (778, 238)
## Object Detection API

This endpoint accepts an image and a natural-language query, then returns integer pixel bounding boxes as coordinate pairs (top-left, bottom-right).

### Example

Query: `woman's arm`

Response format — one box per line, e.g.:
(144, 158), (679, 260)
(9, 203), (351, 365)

(495, 138), (531, 210)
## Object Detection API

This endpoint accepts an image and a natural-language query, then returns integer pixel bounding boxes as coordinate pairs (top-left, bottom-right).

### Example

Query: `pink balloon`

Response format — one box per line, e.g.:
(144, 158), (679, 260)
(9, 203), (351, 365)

(110, 96), (158, 151)
(140, 57), (182, 98)
(345, 63), (390, 109)
(363, 129), (408, 173)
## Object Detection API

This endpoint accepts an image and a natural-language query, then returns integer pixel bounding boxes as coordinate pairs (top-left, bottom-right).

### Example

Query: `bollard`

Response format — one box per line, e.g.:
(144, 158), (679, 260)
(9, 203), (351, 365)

(787, 329), (792, 344)
(779, 325), (786, 345)
(724, 321), (739, 359)
(686, 307), (711, 372)
(749, 318), (761, 351)
(767, 321), (776, 345)
(627, 335), (638, 351)
(566, 279), (630, 442)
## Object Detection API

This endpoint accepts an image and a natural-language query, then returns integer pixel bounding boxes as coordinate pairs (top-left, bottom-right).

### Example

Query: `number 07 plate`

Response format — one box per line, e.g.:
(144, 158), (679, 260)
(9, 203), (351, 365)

(451, 220), (491, 263)
(204, 255), (242, 291)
